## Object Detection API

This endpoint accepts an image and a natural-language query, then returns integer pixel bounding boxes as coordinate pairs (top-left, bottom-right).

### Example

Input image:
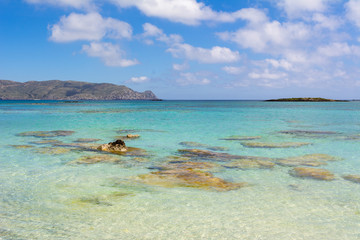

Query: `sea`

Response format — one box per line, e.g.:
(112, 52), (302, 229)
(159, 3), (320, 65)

(1, 100), (360, 240)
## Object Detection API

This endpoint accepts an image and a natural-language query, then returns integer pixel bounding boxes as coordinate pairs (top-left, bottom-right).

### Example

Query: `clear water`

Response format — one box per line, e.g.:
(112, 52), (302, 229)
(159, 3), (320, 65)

(1, 100), (360, 239)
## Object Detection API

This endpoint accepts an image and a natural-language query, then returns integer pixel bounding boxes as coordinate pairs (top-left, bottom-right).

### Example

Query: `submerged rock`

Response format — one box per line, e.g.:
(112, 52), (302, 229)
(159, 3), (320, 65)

(342, 175), (360, 184)
(289, 167), (335, 181)
(70, 154), (121, 164)
(30, 139), (63, 145)
(219, 136), (262, 141)
(223, 159), (275, 170)
(10, 144), (34, 149)
(17, 130), (75, 138)
(73, 138), (101, 143)
(137, 168), (247, 191)
(35, 147), (71, 155)
(241, 141), (311, 148)
(179, 141), (228, 151)
(97, 140), (127, 153)
(158, 160), (219, 172)
(278, 130), (339, 138)
(275, 154), (339, 167)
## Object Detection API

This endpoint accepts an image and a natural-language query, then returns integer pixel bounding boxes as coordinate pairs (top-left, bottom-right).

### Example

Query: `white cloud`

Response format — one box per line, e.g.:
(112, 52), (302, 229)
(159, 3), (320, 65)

(176, 72), (211, 85)
(49, 12), (132, 42)
(317, 42), (360, 57)
(312, 13), (342, 30)
(277, 0), (327, 18)
(167, 43), (240, 63)
(25, 0), (94, 9)
(173, 62), (189, 71)
(142, 23), (183, 45)
(110, 0), (244, 25)
(129, 76), (149, 83)
(265, 59), (293, 71)
(222, 66), (244, 75)
(248, 69), (287, 80)
(346, 0), (360, 28)
(218, 8), (310, 53)
(82, 42), (139, 67)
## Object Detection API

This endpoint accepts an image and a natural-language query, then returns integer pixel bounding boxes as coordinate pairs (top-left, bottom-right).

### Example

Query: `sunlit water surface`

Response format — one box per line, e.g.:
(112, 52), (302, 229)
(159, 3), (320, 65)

(1, 100), (360, 239)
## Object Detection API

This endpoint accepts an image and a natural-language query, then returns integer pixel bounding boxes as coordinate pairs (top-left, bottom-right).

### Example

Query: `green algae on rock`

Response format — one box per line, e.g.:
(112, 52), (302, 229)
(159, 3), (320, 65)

(137, 168), (247, 191)
(342, 175), (360, 184)
(17, 130), (75, 138)
(241, 141), (311, 148)
(289, 167), (335, 181)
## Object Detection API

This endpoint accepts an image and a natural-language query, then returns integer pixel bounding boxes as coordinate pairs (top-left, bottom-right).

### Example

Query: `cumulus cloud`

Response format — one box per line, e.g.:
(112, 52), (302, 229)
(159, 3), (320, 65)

(142, 23), (183, 44)
(222, 66), (244, 75)
(25, 0), (94, 9)
(167, 44), (240, 64)
(142, 23), (240, 64)
(277, 0), (327, 18)
(218, 8), (310, 53)
(176, 72), (211, 85)
(82, 42), (139, 67)
(346, 0), (360, 28)
(129, 76), (149, 83)
(110, 0), (244, 25)
(317, 42), (360, 57)
(49, 12), (132, 42)
(173, 62), (189, 71)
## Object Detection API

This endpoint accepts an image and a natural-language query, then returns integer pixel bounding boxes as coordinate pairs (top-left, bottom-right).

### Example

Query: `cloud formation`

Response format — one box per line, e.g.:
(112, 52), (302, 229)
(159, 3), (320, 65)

(110, 0), (244, 25)
(82, 42), (139, 67)
(129, 76), (149, 83)
(25, 0), (93, 9)
(49, 12), (132, 42)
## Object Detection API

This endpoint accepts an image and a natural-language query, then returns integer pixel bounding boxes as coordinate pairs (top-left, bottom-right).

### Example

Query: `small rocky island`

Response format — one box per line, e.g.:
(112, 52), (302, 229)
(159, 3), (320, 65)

(0, 80), (158, 100)
(266, 97), (348, 102)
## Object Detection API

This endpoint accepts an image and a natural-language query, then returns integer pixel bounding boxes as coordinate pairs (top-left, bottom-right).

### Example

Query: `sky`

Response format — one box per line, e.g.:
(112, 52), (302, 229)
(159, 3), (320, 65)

(1, 0), (360, 99)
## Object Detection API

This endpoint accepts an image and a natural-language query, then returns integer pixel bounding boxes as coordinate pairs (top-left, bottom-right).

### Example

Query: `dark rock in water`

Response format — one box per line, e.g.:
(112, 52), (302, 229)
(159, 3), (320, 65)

(219, 136), (261, 141)
(17, 130), (75, 138)
(137, 168), (247, 191)
(97, 139), (127, 153)
(241, 141), (311, 148)
(342, 175), (360, 184)
(289, 167), (335, 181)
(178, 149), (240, 161)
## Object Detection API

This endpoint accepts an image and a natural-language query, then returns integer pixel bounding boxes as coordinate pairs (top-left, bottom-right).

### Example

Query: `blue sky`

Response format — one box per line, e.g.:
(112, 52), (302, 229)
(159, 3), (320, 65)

(1, 0), (360, 99)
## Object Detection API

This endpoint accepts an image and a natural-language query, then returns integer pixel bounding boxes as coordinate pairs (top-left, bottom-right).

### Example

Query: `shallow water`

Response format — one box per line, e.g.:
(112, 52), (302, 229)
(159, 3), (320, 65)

(1, 100), (360, 239)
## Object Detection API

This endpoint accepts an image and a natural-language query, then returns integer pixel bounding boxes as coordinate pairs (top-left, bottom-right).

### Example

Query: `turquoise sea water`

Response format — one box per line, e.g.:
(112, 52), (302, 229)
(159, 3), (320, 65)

(1, 100), (360, 239)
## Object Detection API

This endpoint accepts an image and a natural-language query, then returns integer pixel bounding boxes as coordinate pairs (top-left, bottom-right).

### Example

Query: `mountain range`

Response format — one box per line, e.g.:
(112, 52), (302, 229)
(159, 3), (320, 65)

(0, 80), (158, 100)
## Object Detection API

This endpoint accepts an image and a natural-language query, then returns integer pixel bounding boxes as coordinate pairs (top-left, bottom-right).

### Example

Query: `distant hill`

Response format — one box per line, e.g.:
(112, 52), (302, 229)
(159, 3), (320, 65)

(0, 80), (158, 100)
